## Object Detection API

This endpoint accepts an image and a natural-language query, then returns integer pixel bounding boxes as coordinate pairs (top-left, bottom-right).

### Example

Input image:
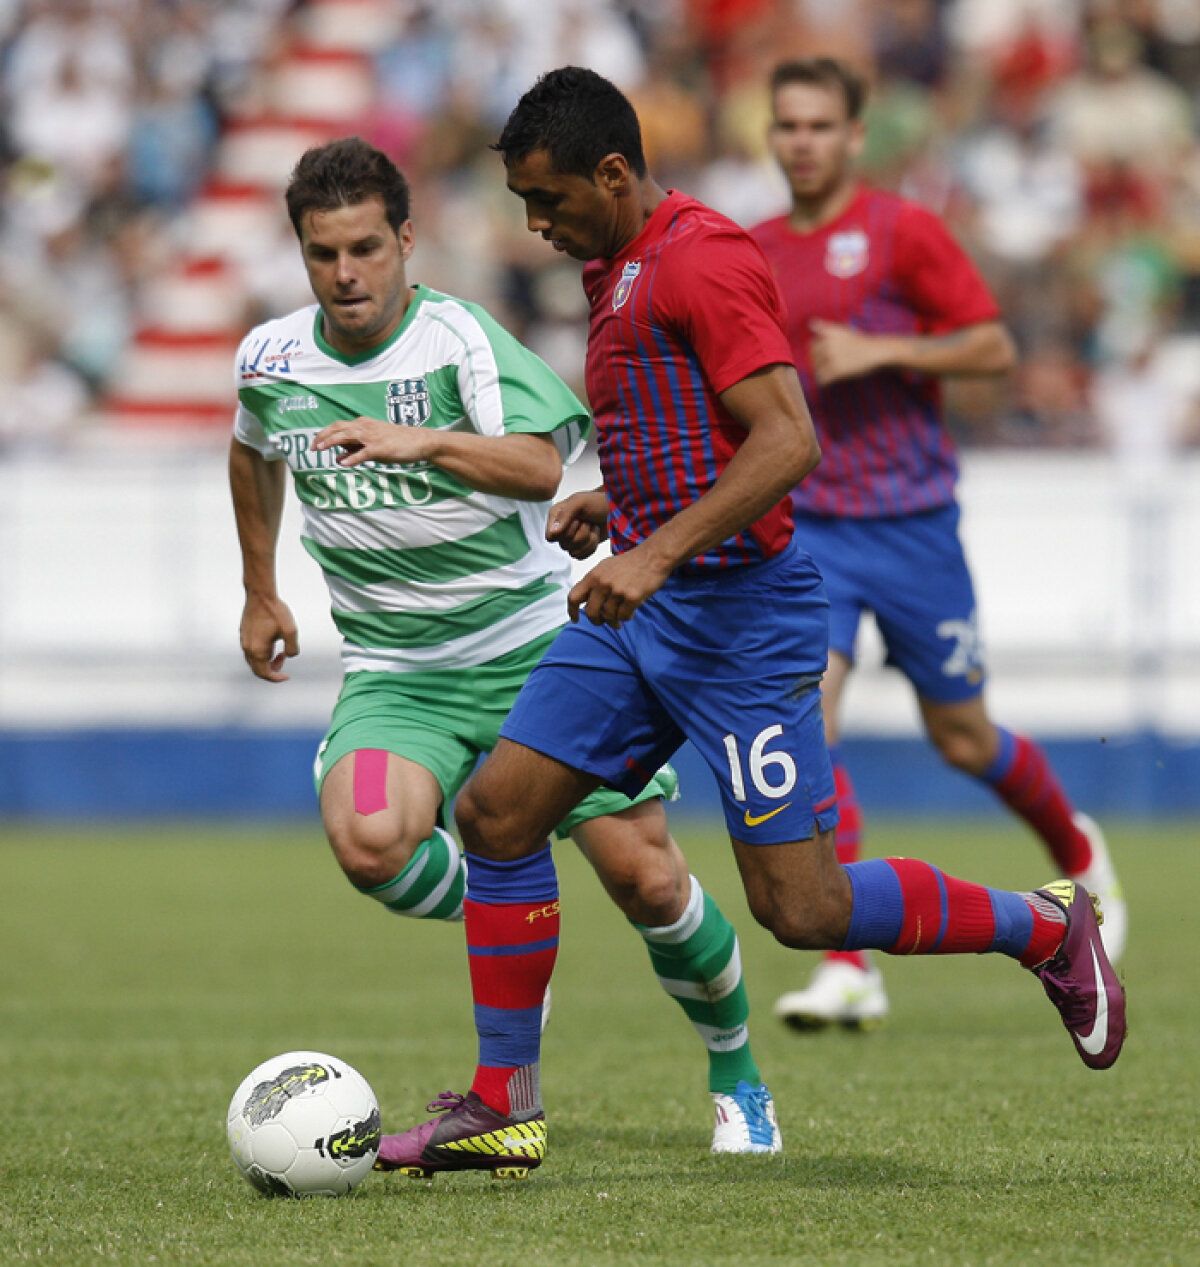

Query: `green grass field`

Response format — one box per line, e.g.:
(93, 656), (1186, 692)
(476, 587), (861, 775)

(1, 817), (1196, 1266)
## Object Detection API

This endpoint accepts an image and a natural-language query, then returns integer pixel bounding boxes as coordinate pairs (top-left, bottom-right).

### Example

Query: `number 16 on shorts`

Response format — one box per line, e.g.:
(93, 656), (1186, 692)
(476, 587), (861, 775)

(715, 711), (837, 844)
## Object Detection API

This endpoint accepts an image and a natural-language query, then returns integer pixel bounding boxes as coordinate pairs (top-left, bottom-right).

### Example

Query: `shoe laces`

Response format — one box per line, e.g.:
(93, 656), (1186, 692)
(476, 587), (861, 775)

(1037, 963), (1093, 1028)
(425, 1090), (469, 1116)
(734, 1085), (772, 1129)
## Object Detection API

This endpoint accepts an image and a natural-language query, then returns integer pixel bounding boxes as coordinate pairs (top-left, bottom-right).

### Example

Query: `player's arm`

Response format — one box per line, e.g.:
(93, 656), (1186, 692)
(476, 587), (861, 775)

(809, 317), (1016, 387)
(229, 437), (299, 682)
(310, 416), (561, 501)
(568, 363), (817, 626)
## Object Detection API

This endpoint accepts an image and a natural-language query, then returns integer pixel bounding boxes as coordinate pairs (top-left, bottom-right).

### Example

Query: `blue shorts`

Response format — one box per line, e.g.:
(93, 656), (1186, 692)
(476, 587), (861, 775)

(500, 542), (838, 845)
(795, 504), (985, 704)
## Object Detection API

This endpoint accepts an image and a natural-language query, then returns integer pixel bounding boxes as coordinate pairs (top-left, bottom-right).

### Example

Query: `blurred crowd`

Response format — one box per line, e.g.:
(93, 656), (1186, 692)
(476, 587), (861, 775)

(2, 0), (1200, 452)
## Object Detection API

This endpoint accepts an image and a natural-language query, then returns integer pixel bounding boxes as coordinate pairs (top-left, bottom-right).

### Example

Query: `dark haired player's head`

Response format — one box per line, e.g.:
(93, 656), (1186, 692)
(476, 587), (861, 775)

(494, 66), (648, 179)
(285, 136), (411, 238)
(769, 57), (868, 121)
(283, 137), (416, 357)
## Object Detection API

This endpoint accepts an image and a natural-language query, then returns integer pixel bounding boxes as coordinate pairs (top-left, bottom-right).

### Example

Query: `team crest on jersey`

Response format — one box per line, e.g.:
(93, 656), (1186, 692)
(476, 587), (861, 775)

(825, 230), (869, 279)
(386, 378), (431, 426)
(612, 260), (642, 311)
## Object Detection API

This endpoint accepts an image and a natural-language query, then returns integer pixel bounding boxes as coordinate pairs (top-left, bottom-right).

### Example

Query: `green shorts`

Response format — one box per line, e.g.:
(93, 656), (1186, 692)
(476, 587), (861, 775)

(314, 631), (677, 836)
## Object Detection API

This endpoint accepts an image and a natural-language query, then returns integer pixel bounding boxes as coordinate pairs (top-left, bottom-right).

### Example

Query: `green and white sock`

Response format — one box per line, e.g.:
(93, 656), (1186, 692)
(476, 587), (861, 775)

(635, 874), (761, 1094)
(358, 827), (464, 921)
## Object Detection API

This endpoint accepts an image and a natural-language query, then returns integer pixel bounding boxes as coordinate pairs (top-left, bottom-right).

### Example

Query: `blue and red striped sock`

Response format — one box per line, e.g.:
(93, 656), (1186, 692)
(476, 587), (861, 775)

(982, 727), (1091, 876)
(841, 857), (1066, 968)
(463, 846), (559, 1119)
(827, 750), (868, 971)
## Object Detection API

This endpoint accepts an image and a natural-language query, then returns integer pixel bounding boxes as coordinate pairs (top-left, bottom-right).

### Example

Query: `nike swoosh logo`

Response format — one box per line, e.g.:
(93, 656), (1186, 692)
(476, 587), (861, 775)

(500, 1134), (533, 1151)
(1077, 943), (1110, 1056)
(743, 803), (791, 828)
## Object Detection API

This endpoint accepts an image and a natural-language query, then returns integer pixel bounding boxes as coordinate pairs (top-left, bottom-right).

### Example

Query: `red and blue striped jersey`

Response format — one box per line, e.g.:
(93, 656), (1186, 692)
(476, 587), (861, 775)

(582, 190), (797, 574)
(751, 187), (1000, 518)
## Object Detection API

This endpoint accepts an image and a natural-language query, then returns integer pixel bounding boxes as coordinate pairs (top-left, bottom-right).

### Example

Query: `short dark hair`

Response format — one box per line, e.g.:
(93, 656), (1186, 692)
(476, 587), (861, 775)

(769, 58), (868, 121)
(284, 136), (411, 237)
(493, 65), (648, 179)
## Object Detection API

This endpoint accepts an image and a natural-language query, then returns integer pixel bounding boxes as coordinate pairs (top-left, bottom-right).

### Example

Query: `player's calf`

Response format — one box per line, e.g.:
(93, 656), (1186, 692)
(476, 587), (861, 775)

(733, 826), (854, 948)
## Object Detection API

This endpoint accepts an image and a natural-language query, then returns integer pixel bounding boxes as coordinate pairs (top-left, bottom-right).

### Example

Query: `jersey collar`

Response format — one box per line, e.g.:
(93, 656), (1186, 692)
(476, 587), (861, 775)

(312, 284), (425, 365)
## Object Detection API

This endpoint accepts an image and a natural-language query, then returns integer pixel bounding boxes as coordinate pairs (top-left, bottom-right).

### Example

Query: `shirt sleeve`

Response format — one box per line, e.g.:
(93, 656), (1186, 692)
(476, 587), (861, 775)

(458, 304), (593, 466)
(893, 203), (1001, 335)
(663, 227), (795, 395)
(232, 399), (280, 457)
(231, 329), (283, 458)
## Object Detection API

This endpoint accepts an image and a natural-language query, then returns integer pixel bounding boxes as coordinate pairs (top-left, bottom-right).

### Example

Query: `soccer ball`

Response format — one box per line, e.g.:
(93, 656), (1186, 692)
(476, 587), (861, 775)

(226, 1051), (382, 1197)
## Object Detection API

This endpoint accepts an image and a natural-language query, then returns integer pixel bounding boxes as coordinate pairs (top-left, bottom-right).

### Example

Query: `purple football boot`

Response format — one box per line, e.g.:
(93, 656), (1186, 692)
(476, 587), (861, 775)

(374, 1091), (546, 1179)
(1032, 880), (1127, 1070)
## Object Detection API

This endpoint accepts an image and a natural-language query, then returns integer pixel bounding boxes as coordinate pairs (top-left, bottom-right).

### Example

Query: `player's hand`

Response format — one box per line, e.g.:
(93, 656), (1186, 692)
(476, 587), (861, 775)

(312, 416), (429, 467)
(809, 319), (886, 386)
(548, 490), (610, 560)
(567, 548), (669, 628)
(239, 595), (299, 682)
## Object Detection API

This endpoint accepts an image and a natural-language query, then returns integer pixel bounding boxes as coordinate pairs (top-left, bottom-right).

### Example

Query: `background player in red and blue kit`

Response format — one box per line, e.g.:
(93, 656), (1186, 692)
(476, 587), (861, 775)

(752, 58), (1126, 1033)
(379, 66), (1125, 1181)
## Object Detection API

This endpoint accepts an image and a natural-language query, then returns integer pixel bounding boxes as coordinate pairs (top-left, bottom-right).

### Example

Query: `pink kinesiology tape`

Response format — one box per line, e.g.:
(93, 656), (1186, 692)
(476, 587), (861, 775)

(353, 748), (390, 815)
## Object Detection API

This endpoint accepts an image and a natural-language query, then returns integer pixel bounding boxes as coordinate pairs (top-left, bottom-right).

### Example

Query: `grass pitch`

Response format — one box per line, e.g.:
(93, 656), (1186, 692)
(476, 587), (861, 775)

(0, 816), (1196, 1266)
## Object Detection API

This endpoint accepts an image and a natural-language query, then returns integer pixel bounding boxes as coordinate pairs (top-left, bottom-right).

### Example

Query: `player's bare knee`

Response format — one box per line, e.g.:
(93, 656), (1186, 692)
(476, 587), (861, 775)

(634, 868), (688, 925)
(933, 728), (989, 776)
(453, 782), (491, 850)
(455, 784), (531, 861)
(747, 890), (850, 951)
(770, 909), (843, 951)
(616, 856), (687, 926)
(326, 816), (420, 890)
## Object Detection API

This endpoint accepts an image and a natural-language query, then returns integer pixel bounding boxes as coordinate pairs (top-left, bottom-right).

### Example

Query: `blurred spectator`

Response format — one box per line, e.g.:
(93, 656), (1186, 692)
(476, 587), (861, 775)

(872, 0), (949, 89)
(955, 113), (1083, 265)
(1093, 326), (1200, 462)
(1043, 18), (1195, 192)
(8, 45), (131, 196)
(857, 71), (939, 191)
(126, 65), (219, 209)
(0, 324), (91, 452)
(1066, 205), (1183, 362)
(1008, 338), (1100, 447)
(5, 0), (135, 106)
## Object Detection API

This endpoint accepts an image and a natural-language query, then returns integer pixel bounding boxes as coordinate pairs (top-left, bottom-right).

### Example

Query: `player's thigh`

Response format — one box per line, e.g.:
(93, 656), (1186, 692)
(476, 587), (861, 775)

(555, 762), (678, 838)
(319, 749), (446, 867)
(569, 797), (690, 926)
(498, 618), (686, 801)
(641, 553), (838, 847)
(315, 672), (483, 861)
(821, 649), (853, 746)
(869, 506), (987, 702)
(688, 681), (838, 847)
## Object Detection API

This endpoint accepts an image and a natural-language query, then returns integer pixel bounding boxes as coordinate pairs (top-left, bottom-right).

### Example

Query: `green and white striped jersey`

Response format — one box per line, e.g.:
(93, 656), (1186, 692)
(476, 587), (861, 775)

(234, 285), (591, 674)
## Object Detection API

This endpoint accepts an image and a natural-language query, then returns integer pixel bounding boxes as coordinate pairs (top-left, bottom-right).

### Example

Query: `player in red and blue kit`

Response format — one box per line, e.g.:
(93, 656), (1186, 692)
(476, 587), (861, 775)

(752, 58), (1126, 1032)
(379, 66), (1125, 1181)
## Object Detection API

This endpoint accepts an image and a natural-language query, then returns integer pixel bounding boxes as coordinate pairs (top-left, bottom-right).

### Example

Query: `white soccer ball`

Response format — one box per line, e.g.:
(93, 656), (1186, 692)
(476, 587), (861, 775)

(226, 1051), (381, 1197)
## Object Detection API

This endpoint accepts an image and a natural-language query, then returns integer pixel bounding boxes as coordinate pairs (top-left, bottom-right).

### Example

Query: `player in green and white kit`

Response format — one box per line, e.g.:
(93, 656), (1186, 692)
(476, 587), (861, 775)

(229, 137), (781, 1157)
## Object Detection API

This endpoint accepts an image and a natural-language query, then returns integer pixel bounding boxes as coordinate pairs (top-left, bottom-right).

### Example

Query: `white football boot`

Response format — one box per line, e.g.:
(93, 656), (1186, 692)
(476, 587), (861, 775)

(773, 959), (889, 1031)
(710, 1081), (782, 1155)
(1070, 812), (1127, 965)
